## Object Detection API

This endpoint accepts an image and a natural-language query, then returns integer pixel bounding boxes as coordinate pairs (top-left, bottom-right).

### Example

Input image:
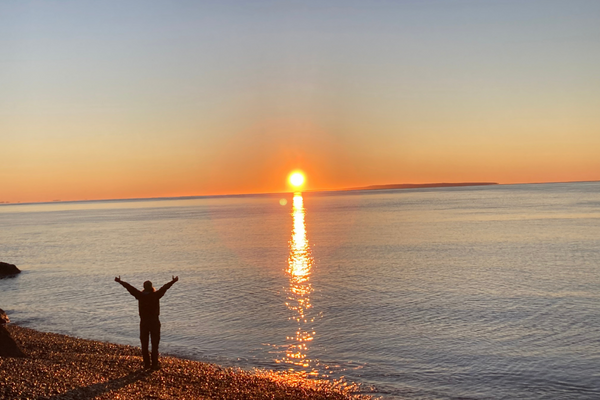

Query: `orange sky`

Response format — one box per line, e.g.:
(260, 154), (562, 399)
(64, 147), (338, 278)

(2, 1), (599, 203)
(3, 113), (598, 203)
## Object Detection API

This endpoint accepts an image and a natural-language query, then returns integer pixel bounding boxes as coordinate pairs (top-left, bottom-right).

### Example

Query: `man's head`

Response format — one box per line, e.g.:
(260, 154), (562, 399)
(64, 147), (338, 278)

(143, 280), (155, 292)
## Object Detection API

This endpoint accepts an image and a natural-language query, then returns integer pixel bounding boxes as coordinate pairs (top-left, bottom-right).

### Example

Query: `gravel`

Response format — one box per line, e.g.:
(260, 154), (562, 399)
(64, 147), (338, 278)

(0, 325), (372, 399)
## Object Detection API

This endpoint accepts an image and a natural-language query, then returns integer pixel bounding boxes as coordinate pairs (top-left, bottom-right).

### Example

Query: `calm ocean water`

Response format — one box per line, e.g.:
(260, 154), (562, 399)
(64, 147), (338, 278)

(1, 182), (599, 399)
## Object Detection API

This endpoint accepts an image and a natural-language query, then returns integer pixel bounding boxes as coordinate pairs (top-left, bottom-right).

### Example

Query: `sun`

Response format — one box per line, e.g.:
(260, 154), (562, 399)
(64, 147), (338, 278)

(288, 171), (305, 188)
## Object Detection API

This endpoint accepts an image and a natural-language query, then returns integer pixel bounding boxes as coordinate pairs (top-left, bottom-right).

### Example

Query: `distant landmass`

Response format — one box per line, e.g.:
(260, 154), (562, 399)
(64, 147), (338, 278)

(346, 182), (498, 191)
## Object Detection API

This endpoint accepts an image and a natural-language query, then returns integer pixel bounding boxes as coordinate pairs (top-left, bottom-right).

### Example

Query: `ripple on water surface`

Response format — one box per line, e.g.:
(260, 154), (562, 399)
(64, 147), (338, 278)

(1, 183), (600, 399)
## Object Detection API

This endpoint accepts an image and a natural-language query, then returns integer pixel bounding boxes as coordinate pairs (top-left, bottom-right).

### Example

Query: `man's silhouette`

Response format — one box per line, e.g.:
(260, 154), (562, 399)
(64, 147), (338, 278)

(115, 275), (178, 369)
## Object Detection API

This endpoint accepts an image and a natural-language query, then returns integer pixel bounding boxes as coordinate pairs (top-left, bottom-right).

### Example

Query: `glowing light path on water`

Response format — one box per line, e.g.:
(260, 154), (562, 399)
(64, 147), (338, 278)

(278, 192), (317, 376)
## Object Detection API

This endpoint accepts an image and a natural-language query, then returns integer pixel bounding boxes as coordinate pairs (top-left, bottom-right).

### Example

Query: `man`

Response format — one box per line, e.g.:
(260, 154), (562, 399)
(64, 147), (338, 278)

(115, 275), (178, 369)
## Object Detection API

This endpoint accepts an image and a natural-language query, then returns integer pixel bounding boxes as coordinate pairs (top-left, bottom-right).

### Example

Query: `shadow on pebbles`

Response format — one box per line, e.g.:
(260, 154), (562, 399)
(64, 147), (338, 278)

(0, 325), (371, 400)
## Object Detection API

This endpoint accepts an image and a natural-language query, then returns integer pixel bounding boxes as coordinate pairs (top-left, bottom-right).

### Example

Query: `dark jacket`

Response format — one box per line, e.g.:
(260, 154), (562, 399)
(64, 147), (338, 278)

(119, 280), (176, 320)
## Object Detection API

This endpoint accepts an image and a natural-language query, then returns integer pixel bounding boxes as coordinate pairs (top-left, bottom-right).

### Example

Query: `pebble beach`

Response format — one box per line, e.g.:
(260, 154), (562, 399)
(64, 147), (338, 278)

(0, 325), (371, 400)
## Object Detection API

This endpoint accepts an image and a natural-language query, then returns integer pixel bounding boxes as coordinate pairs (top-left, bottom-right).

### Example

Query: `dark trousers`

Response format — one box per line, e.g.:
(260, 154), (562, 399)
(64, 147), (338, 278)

(140, 318), (161, 367)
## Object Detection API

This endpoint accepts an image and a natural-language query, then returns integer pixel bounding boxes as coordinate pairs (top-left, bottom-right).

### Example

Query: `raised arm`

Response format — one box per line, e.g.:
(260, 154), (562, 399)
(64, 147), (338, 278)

(156, 275), (178, 298)
(115, 276), (142, 299)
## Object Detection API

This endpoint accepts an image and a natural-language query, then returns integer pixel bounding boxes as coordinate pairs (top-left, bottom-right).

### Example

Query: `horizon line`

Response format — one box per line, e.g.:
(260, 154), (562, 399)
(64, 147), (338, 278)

(1, 179), (598, 207)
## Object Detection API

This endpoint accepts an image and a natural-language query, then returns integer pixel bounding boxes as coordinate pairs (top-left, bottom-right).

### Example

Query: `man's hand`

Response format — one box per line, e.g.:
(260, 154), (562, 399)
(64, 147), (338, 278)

(115, 276), (121, 283)
(172, 275), (179, 283)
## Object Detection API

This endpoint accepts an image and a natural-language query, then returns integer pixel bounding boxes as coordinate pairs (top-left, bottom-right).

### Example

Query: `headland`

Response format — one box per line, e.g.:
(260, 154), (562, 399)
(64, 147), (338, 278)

(345, 182), (498, 191)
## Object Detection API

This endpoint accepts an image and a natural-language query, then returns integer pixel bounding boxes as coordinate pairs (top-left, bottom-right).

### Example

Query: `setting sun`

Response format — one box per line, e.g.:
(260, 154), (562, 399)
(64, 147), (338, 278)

(288, 172), (305, 188)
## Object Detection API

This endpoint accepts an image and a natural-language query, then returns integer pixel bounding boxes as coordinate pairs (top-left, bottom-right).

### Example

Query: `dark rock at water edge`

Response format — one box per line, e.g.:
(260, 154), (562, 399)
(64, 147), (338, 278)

(0, 261), (20, 277)
(0, 325), (27, 357)
(0, 309), (26, 357)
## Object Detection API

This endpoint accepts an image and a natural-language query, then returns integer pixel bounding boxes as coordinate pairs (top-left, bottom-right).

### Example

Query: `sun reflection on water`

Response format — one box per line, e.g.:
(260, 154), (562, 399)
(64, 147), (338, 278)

(277, 192), (317, 376)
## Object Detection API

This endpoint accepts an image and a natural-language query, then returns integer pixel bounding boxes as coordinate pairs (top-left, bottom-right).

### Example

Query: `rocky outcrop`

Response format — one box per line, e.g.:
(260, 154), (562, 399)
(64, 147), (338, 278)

(0, 261), (21, 277)
(0, 309), (26, 357)
(0, 325), (26, 357)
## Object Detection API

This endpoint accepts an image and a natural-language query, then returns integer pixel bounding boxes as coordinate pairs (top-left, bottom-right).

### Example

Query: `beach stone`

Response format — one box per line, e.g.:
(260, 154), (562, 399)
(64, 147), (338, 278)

(0, 261), (20, 277)
(0, 308), (26, 357)
(0, 325), (26, 357)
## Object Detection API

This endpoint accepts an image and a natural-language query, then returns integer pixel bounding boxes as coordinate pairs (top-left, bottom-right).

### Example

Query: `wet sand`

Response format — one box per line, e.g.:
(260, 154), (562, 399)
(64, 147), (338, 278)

(0, 325), (370, 400)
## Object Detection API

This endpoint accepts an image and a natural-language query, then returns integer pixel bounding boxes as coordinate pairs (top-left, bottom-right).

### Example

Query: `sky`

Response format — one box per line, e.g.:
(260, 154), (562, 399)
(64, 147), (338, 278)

(1, 0), (599, 203)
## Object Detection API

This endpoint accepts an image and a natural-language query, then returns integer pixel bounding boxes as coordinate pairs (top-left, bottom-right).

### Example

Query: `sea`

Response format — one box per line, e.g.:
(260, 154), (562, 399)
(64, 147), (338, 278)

(1, 182), (599, 399)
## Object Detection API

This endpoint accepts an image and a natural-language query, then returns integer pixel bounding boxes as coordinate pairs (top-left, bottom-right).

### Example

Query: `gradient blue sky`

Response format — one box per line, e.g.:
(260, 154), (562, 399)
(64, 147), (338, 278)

(2, 0), (599, 202)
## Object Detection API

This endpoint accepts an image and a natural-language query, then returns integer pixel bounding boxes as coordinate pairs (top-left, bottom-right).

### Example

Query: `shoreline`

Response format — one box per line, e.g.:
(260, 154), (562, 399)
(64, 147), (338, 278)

(0, 325), (371, 399)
